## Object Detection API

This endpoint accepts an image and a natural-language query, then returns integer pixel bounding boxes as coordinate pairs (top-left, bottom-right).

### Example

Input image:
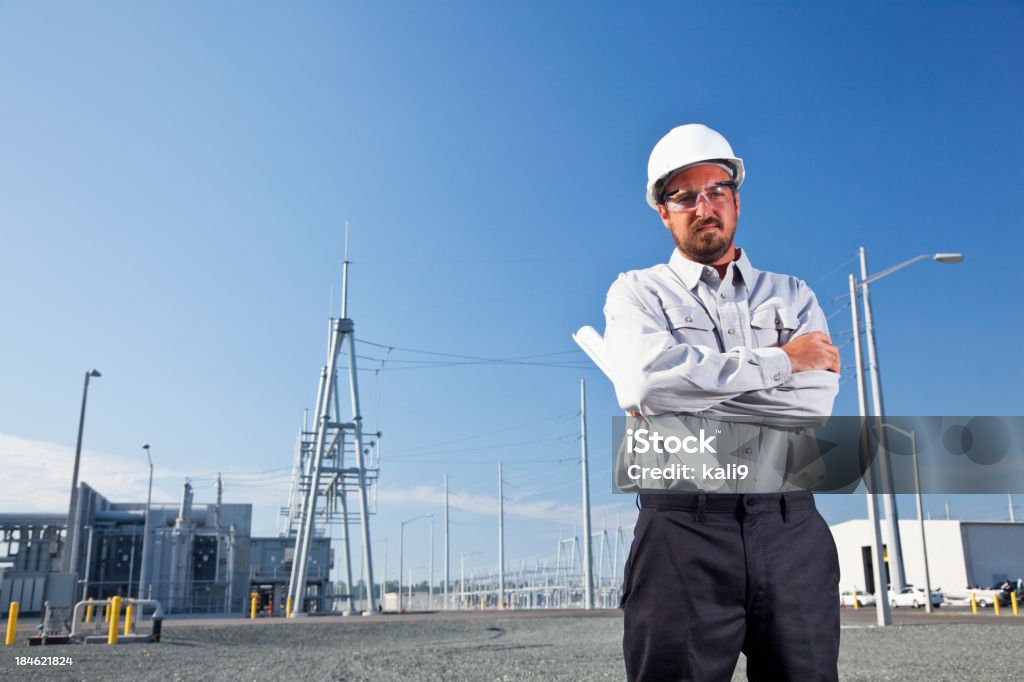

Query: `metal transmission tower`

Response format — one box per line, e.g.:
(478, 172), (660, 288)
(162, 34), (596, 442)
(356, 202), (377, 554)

(285, 252), (381, 616)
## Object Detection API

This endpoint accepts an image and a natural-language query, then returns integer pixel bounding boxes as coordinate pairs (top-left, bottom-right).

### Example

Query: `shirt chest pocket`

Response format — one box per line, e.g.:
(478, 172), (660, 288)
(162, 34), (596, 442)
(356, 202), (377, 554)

(663, 304), (719, 348)
(750, 302), (799, 348)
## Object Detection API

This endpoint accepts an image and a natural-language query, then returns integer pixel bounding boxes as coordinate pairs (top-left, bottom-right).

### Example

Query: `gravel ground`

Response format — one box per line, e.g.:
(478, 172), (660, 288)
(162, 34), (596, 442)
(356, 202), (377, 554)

(1, 610), (1022, 681)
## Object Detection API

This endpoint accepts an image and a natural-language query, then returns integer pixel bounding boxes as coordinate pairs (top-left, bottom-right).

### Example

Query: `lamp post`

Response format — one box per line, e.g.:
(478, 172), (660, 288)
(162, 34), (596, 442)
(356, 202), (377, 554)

(378, 537), (388, 609)
(878, 423), (934, 614)
(399, 513), (432, 613)
(64, 369), (101, 577)
(853, 248), (962, 595)
(460, 552), (481, 609)
(848, 274), (891, 626)
(138, 444), (154, 599)
(355, 537), (389, 612)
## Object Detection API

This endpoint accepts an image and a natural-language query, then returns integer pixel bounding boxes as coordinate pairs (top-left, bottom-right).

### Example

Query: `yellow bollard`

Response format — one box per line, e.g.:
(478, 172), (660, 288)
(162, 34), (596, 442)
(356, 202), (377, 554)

(124, 604), (134, 636)
(85, 598), (95, 624)
(994, 595), (1001, 616)
(4, 601), (19, 646)
(286, 596), (292, 619)
(250, 593), (258, 620)
(1012, 591), (1019, 617)
(971, 592), (978, 615)
(104, 604), (110, 624)
(852, 591), (860, 610)
(108, 596), (122, 645)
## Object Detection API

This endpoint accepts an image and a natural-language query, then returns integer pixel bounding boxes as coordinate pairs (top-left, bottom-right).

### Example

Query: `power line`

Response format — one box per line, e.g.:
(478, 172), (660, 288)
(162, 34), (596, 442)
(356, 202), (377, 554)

(385, 432), (579, 461)
(385, 412), (578, 456)
(190, 466), (292, 480)
(359, 340), (591, 369)
(827, 300), (851, 321)
(810, 252), (858, 287)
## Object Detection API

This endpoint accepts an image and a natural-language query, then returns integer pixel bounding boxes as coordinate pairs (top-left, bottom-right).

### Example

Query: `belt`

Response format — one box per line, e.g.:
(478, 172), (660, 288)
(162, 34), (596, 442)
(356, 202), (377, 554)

(639, 491), (815, 520)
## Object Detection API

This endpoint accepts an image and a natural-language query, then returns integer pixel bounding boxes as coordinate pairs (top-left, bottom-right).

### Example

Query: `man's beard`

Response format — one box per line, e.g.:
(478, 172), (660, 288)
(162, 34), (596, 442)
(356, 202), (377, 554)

(674, 218), (735, 264)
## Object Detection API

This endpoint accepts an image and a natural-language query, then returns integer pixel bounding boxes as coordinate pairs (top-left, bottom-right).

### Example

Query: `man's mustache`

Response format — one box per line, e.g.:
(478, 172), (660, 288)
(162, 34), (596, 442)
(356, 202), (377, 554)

(690, 218), (722, 230)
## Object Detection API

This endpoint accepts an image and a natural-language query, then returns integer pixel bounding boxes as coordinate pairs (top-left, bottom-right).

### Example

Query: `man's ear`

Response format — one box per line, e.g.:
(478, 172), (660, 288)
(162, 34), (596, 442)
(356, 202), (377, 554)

(735, 192), (741, 217)
(656, 204), (672, 230)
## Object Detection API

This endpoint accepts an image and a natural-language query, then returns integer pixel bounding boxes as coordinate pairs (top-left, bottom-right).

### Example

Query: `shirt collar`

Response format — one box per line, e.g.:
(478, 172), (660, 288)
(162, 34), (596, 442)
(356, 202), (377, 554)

(668, 248), (705, 290)
(734, 249), (756, 285)
(668, 248), (756, 289)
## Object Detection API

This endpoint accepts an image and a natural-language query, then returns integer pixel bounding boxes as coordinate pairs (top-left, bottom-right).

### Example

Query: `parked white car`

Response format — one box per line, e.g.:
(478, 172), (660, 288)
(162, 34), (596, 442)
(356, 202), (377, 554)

(888, 586), (943, 608)
(840, 591), (876, 607)
(942, 588), (1005, 608)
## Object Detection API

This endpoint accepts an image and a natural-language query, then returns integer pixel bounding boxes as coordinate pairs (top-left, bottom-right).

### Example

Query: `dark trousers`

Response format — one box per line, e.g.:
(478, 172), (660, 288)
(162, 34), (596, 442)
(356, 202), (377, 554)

(621, 492), (840, 682)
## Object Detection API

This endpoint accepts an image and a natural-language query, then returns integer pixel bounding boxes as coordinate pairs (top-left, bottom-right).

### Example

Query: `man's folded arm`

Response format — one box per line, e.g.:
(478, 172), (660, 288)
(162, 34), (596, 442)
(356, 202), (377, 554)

(604, 276), (838, 418)
(707, 280), (839, 418)
(702, 371), (839, 418)
(603, 280), (792, 416)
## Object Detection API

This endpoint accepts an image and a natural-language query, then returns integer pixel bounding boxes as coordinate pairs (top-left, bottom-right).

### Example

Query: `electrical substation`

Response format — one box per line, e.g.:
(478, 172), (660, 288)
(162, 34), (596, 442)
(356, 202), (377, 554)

(0, 258), (633, 628)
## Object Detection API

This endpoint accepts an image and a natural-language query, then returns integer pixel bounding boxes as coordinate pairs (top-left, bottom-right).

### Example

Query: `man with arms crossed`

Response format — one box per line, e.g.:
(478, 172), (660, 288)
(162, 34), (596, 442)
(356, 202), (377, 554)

(605, 124), (841, 681)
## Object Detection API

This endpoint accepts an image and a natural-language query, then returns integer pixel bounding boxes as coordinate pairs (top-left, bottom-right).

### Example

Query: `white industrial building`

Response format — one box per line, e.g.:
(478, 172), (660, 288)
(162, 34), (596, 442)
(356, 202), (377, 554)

(829, 518), (1024, 595)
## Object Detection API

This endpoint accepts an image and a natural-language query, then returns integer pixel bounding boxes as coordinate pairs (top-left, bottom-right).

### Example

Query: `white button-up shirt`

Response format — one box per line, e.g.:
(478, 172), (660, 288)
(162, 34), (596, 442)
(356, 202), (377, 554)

(603, 248), (838, 419)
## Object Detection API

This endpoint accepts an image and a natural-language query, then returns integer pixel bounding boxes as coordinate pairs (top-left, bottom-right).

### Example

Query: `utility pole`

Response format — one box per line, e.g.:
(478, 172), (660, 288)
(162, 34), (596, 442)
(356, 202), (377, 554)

(443, 474), (450, 609)
(428, 518), (434, 610)
(580, 378), (594, 609)
(498, 462), (505, 609)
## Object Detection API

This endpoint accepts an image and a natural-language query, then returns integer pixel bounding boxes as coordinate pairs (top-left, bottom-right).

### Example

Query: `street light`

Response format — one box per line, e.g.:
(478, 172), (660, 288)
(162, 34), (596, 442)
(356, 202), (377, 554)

(138, 444), (154, 600)
(377, 537), (388, 609)
(861, 253), (963, 287)
(408, 566), (426, 608)
(64, 369), (101, 578)
(847, 276), (891, 626)
(354, 537), (390, 612)
(460, 552), (481, 610)
(399, 513), (432, 613)
(877, 423), (934, 614)
(849, 247), (962, 621)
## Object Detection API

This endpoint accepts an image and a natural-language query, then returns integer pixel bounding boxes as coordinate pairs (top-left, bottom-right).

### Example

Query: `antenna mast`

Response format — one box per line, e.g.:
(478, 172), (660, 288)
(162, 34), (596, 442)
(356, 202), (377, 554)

(341, 221), (350, 319)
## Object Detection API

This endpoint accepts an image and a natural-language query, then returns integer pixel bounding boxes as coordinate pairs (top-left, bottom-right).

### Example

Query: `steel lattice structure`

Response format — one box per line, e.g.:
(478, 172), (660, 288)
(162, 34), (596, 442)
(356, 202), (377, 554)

(283, 258), (380, 616)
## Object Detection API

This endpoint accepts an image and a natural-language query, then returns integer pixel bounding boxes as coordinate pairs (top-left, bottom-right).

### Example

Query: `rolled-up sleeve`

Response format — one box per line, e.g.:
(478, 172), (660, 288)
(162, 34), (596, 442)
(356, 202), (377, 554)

(603, 275), (792, 416)
(706, 371), (839, 418)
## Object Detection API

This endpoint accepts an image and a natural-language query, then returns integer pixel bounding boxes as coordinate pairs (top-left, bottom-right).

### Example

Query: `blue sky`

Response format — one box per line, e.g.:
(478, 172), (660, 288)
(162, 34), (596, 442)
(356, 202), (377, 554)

(2, 1), (1022, 582)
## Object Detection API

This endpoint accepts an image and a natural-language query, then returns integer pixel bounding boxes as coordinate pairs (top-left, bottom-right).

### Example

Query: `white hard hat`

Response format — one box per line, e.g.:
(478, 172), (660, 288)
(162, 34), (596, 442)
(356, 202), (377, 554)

(646, 124), (745, 210)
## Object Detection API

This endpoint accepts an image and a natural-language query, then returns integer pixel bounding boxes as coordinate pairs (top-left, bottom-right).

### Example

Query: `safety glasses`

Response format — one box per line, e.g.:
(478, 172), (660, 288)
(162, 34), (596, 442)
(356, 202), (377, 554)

(663, 181), (736, 212)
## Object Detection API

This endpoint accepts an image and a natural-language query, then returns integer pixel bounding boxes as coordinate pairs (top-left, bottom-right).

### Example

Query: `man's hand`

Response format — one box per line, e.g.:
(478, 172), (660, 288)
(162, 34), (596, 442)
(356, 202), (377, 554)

(781, 332), (840, 373)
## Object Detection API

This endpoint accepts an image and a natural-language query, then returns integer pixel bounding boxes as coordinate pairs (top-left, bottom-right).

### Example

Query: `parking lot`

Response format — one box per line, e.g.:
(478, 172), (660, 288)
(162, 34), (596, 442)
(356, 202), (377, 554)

(2, 608), (1023, 681)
